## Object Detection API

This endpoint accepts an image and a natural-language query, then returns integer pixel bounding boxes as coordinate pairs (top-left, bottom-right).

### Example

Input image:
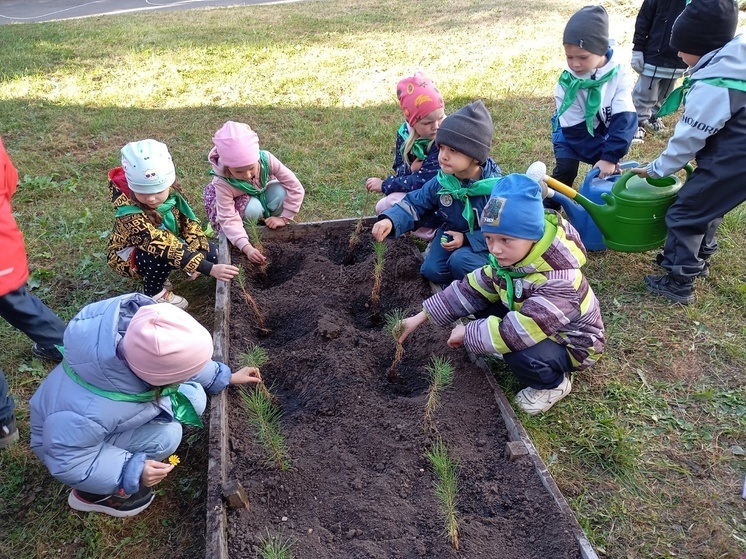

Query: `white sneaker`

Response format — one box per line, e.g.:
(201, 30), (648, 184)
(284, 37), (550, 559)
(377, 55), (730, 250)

(646, 117), (666, 132)
(631, 126), (646, 145)
(151, 288), (189, 310)
(514, 375), (572, 415)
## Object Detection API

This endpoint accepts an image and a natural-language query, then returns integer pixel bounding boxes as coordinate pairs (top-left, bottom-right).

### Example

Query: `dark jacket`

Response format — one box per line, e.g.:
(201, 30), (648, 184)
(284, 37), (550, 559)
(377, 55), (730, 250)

(381, 126), (441, 195)
(633, 0), (689, 70)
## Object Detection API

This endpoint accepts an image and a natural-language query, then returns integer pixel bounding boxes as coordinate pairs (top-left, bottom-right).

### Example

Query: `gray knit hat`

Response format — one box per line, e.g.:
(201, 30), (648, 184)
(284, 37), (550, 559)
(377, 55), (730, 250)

(563, 5), (609, 56)
(434, 100), (494, 164)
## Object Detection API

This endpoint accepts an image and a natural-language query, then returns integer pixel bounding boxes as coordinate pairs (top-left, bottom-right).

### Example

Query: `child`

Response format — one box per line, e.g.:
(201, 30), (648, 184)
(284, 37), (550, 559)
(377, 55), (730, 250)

(630, 0), (689, 144)
(365, 72), (446, 240)
(107, 139), (239, 310)
(631, 0), (742, 304)
(371, 100), (502, 285)
(550, 5), (637, 193)
(0, 135), (66, 362)
(397, 174), (605, 415)
(203, 121), (305, 264)
(29, 293), (263, 517)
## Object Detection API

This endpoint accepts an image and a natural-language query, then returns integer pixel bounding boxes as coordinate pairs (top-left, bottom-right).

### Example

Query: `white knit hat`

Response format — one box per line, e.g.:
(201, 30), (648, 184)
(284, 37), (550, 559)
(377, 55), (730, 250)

(120, 139), (176, 194)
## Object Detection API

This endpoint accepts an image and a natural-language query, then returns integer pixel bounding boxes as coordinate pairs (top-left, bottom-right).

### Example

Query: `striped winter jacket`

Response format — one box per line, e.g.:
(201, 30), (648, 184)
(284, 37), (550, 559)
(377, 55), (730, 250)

(423, 211), (605, 371)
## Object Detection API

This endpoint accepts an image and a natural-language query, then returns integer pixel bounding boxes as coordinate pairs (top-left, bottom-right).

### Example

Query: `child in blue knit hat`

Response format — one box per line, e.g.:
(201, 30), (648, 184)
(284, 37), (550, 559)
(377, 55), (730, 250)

(397, 174), (606, 415)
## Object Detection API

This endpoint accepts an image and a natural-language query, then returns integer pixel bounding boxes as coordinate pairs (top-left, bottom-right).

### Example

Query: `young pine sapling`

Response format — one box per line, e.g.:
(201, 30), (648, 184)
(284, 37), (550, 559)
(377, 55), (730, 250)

(384, 308), (406, 381)
(371, 240), (387, 308)
(238, 344), (276, 403)
(236, 266), (271, 335)
(426, 438), (460, 550)
(424, 355), (454, 422)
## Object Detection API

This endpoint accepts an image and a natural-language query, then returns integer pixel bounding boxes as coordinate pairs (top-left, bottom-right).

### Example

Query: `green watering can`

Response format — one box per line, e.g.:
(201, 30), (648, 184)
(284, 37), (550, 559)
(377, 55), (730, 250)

(527, 161), (693, 253)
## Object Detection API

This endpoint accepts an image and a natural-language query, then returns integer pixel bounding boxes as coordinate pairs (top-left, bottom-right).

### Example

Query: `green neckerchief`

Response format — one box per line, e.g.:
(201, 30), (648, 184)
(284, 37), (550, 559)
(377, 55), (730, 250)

(115, 192), (198, 236)
(62, 357), (203, 428)
(657, 76), (746, 117)
(488, 255), (527, 311)
(556, 66), (619, 136)
(436, 171), (500, 232)
(397, 122), (431, 162)
(209, 150), (271, 217)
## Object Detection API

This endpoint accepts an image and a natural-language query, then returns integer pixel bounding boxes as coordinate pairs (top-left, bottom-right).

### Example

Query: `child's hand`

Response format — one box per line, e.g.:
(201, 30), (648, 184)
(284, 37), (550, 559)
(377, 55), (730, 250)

(264, 216), (288, 229)
(365, 178), (383, 192)
(243, 245), (267, 264)
(398, 311), (428, 343)
(594, 160), (618, 179)
(440, 230), (464, 251)
(371, 219), (393, 241)
(410, 159), (424, 172)
(447, 324), (465, 348)
(630, 166), (649, 178)
(141, 459), (175, 487)
(229, 366), (263, 385)
(210, 264), (240, 281)
(187, 270), (201, 280)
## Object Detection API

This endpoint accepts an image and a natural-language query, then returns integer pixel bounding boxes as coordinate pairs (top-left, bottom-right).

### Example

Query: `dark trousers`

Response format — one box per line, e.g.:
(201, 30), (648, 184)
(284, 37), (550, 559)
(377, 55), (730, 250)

(475, 301), (573, 390)
(134, 241), (219, 296)
(0, 285), (66, 350)
(661, 166), (746, 279)
(0, 368), (14, 423)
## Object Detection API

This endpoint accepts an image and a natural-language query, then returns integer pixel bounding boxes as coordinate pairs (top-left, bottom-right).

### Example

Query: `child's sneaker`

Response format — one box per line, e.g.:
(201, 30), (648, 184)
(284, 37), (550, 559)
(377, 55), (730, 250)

(644, 273), (695, 304)
(68, 486), (155, 517)
(514, 375), (572, 415)
(31, 343), (63, 363)
(631, 126), (646, 145)
(0, 416), (19, 449)
(151, 288), (189, 310)
(646, 117), (666, 132)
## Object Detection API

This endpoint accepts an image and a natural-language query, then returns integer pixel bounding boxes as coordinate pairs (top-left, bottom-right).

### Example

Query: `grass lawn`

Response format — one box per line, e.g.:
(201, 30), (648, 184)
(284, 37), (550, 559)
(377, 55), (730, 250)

(0, 0), (745, 558)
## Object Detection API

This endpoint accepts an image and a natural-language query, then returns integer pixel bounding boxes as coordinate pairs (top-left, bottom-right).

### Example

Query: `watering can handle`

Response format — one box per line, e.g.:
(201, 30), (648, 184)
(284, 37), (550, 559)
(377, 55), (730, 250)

(544, 176), (579, 199)
(683, 163), (694, 180)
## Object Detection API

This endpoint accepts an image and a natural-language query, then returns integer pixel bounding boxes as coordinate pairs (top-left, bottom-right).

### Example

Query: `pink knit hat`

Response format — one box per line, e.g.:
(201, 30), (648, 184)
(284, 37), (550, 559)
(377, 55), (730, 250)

(212, 121), (260, 168)
(120, 304), (214, 386)
(396, 72), (444, 126)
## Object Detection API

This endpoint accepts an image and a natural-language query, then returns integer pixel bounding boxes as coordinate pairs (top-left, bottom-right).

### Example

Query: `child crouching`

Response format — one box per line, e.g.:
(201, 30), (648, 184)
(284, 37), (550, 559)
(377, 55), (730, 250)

(398, 174), (605, 415)
(30, 294), (262, 517)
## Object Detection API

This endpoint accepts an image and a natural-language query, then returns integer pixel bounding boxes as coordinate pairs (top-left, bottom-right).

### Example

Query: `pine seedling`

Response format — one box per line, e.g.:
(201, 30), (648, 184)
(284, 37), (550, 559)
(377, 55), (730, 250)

(424, 355), (454, 421)
(246, 218), (268, 273)
(239, 385), (291, 471)
(257, 529), (296, 559)
(426, 438), (460, 550)
(236, 266), (270, 335)
(238, 344), (276, 403)
(384, 309), (406, 380)
(346, 190), (373, 261)
(371, 240), (387, 307)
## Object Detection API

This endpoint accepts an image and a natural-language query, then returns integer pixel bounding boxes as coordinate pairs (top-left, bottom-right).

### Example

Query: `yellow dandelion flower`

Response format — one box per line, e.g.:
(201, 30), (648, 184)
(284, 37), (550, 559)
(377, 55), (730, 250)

(168, 454), (181, 466)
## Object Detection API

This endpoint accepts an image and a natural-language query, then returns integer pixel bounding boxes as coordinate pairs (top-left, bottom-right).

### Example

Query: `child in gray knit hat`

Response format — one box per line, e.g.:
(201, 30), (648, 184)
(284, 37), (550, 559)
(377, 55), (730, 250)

(548, 5), (637, 204)
(372, 100), (503, 285)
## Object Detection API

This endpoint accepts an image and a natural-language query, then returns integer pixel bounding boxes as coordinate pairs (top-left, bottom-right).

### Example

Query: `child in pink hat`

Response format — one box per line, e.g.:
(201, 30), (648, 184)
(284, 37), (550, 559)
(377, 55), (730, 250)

(30, 293), (263, 517)
(365, 72), (446, 241)
(203, 121), (305, 264)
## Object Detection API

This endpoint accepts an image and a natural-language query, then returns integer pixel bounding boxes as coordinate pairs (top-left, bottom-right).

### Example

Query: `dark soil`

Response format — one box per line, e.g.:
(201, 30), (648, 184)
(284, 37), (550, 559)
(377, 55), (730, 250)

(224, 227), (581, 558)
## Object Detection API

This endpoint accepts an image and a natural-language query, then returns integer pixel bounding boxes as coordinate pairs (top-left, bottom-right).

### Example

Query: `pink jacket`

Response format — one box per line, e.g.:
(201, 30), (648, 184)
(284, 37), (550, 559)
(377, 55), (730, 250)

(0, 136), (30, 296)
(207, 147), (304, 251)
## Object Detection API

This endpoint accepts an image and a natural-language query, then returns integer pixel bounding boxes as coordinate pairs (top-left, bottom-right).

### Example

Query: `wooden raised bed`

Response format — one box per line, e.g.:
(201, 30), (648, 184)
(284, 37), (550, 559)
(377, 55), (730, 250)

(206, 217), (598, 559)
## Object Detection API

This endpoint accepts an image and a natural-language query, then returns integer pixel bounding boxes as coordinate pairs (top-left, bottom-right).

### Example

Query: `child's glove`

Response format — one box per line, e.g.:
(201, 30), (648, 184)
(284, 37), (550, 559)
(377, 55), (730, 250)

(631, 51), (644, 74)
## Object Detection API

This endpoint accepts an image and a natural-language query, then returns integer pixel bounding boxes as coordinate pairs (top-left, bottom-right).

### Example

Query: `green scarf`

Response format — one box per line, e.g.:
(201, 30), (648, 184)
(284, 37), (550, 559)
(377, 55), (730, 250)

(209, 150), (271, 218)
(436, 171), (500, 233)
(657, 76), (746, 117)
(397, 122), (432, 162)
(488, 255), (527, 311)
(115, 191), (198, 236)
(62, 357), (203, 428)
(556, 66), (619, 135)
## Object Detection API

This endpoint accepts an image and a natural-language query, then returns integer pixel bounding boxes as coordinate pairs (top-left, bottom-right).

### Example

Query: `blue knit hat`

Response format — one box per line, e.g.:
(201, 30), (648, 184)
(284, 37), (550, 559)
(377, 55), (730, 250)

(480, 174), (545, 240)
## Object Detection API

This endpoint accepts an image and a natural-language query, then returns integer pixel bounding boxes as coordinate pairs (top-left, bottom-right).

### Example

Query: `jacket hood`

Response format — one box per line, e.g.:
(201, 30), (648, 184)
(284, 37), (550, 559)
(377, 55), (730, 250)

(208, 146), (226, 175)
(691, 34), (746, 81)
(63, 293), (157, 394)
(507, 212), (587, 274)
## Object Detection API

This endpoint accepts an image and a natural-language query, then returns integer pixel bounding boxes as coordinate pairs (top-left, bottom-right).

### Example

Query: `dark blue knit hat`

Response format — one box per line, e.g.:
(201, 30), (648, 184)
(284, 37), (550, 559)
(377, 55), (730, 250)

(671, 0), (738, 56)
(480, 174), (545, 241)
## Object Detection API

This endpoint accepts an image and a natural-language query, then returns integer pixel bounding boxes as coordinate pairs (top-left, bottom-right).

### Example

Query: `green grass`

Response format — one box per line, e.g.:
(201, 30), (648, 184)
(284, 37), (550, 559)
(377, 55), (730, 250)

(0, 0), (745, 558)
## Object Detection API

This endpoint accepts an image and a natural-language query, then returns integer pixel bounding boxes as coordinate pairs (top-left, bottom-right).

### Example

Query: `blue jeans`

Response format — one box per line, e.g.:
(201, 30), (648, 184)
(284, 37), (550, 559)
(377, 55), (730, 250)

(106, 382), (207, 460)
(420, 233), (490, 285)
(0, 368), (15, 424)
